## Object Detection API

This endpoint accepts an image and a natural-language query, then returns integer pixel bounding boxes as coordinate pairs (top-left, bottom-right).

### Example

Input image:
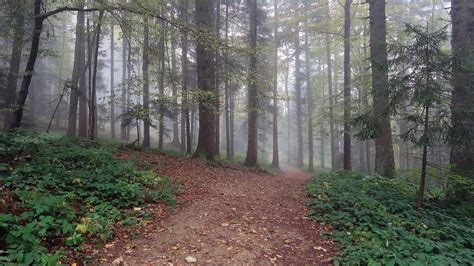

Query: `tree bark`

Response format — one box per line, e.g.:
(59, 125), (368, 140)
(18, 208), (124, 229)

(214, 0), (221, 157)
(224, 2), (231, 160)
(343, 0), (352, 170)
(194, 0), (217, 160)
(10, 0), (43, 129)
(67, 4), (86, 137)
(158, 13), (166, 150)
(368, 0), (395, 177)
(89, 11), (105, 140)
(450, 0), (474, 192)
(110, 23), (116, 139)
(272, 0), (280, 169)
(304, 1), (313, 172)
(121, 10), (128, 140)
(244, 0), (258, 167)
(294, 22), (304, 168)
(78, 20), (88, 139)
(3, 0), (25, 131)
(171, 25), (180, 147)
(325, 0), (338, 171)
(142, 16), (150, 148)
(417, 105), (430, 208)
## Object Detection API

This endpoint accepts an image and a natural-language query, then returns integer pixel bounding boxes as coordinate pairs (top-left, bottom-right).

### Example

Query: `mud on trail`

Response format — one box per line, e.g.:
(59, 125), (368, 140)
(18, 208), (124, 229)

(95, 151), (337, 265)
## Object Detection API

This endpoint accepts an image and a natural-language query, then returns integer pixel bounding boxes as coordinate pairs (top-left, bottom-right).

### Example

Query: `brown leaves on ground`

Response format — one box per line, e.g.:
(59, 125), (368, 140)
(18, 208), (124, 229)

(94, 150), (337, 265)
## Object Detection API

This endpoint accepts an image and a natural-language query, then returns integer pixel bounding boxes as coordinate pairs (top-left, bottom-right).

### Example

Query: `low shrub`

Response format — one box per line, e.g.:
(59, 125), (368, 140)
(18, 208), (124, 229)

(0, 131), (174, 264)
(307, 171), (474, 265)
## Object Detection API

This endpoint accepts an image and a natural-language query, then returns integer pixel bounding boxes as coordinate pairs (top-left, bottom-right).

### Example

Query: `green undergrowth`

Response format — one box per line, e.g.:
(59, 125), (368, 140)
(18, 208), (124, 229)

(307, 171), (474, 265)
(0, 131), (175, 265)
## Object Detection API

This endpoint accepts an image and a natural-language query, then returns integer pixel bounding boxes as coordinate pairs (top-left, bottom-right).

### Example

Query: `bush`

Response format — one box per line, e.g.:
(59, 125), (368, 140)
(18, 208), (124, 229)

(0, 131), (175, 264)
(307, 171), (474, 265)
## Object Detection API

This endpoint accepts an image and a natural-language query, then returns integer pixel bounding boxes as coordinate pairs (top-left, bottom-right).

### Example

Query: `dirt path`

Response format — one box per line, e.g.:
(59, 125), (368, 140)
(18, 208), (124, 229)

(97, 152), (336, 265)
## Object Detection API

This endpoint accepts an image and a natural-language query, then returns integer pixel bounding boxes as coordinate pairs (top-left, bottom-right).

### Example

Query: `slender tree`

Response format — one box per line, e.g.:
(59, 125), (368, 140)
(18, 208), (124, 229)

(343, 0), (352, 170)
(272, 0), (280, 169)
(294, 21), (304, 168)
(325, 0), (338, 170)
(142, 16), (151, 148)
(110, 23), (116, 139)
(304, 0), (314, 172)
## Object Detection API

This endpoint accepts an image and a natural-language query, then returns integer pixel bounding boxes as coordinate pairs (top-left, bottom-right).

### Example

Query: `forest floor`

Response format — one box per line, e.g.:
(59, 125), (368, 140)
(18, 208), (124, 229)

(94, 150), (337, 265)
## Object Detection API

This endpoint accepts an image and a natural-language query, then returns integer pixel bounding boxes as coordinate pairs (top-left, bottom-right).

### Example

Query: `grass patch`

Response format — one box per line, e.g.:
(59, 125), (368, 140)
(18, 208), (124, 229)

(0, 131), (174, 264)
(307, 171), (474, 265)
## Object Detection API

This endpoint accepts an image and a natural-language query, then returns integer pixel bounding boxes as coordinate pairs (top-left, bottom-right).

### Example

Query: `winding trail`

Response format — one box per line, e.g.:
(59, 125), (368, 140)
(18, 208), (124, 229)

(97, 152), (336, 265)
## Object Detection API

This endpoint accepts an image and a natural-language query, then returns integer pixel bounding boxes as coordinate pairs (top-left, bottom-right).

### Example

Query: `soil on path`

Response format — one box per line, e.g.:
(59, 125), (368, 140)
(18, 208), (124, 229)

(96, 151), (337, 265)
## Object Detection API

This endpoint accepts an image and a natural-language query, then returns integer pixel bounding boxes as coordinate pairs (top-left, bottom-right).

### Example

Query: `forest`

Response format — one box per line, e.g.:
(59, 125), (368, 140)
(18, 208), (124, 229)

(0, 0), (473, 264)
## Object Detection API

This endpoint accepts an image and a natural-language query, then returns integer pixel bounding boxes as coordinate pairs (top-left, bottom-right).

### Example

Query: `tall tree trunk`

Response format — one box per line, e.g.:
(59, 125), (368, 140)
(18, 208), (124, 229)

(110, 23), (116, 139)
(89, 11), (105, 140)
(67, 4), (86, 137)
(368, 0), (395, 177)
(142, 16), (151, 148)
(450, 0), (474, 197)
(285, 52), (291, 163)
(230, 81), (235, 158)
(171, 28), (180, 147)
(358, 90), (367, 171)
(121, 11), (128, 140)
(10, 0), (44, 129)
(343, 0), (352, 170)
(194, 0), (216, 160)
(224, 2), (231, 160)
(294, 22), (304, 168)
(304, 1), (313, 172)
(320, 60), (326, 169)
(325, 0), (338, 171)
(78, 17), (88, 138)
(244, 0), (258, 167)
(158, 15), (166, 150)
(180, 0), (191, 154)
(214, 0), (221, 157)
(272, 0), (280, 169)
(3, 0), (25, 131)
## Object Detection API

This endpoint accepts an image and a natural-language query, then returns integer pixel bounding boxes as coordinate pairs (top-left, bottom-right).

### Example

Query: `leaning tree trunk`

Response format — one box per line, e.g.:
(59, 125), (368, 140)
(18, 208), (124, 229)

(10, 0), (43, 129)
(194, 0), (217, 160)
(244, 0), (259, 167)
(272, 0), (280, 169)
(142, 16), (151, 148)
(343, 0), (352, 170)
(368, 0), (395, 177)
(3, 0), (25, 131)
(450, 0), (474, 200)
